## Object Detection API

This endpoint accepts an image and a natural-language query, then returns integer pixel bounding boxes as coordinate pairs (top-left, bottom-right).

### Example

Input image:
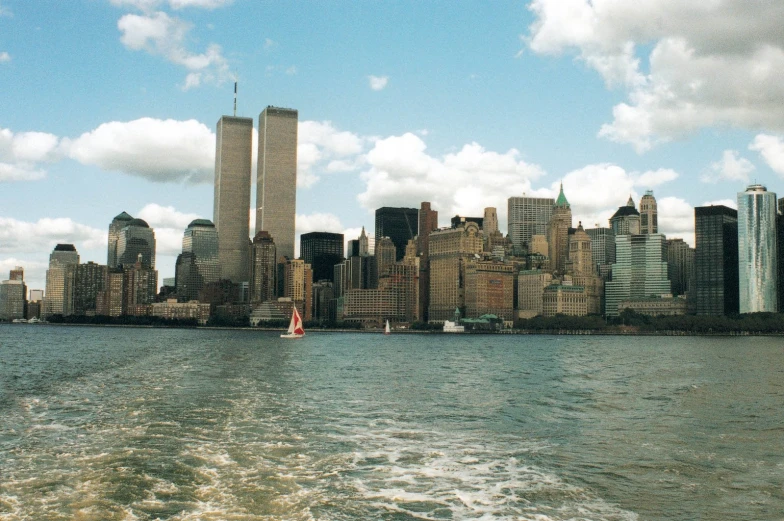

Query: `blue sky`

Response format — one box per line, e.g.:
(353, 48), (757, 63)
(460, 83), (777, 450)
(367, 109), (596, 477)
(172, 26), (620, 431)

(3, 0), (784, 291)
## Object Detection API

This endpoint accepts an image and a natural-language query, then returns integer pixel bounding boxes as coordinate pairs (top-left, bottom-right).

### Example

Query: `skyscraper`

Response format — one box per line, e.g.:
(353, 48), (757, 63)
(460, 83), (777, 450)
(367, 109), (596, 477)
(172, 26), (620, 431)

(508, 195), (554, 253)
(116, 218), (156, 268)
(483, 207), (499, 235)
(639, 191), (658, 234)
(73, 261), (107, 315)
(375, 207), (419, 262)
(610, 196), (641, 236)
(666, 238), (694, 298)
(300, 231), (344, 283)
(417, 202), (439, 322)
(256, 106), (298, 260)
(108, 211), (133, 268)
(428, 221), (483, 322)
(250, 231), (277, 303)
(586, 226), (615, 280)
(694, 205), (739, 315)
(43, 244), (79, 318)
(0, 267), (26, 321)
(737, 184), (778, 313)
(176, 219), (220, 301)
(214, 115), (253, 283)
(547, 183), (572, 276)
(604, 234), (670, 317)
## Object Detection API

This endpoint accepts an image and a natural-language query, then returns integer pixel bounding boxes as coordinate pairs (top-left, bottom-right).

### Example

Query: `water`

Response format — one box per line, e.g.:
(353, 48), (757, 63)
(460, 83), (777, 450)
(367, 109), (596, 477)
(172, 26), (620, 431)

(1, 325), (783, 520)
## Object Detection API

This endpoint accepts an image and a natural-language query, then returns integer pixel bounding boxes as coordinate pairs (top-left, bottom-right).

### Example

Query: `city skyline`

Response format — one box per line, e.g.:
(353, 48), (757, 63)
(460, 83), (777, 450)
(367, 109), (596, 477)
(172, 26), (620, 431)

(3, 1), (784, 291)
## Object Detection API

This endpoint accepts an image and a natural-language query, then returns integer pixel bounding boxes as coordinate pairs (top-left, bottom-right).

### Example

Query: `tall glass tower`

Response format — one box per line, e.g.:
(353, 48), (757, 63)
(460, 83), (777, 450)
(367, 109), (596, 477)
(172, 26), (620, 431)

(737, 184), (778, 313)
(176, 219), (219, 301)
(694, 205), (738, 315)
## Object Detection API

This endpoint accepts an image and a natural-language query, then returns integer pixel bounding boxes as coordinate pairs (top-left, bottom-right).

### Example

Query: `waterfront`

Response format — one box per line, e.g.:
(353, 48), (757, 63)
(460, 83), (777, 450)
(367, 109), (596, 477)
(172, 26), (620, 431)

(1, 325), (783, 520)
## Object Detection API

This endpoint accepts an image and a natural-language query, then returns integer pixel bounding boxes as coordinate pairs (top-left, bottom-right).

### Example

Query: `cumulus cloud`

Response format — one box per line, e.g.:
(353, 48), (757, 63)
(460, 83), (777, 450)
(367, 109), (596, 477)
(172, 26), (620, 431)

(358, 133), (545, 233)
(0, 51), (9, 63)
(526, 1), (784, 151)
(657, 196), (695, 246)
(368, 75), (389, 91)
(0, 216), (106, 255)
(111, 0), (231, 11)
(0, 127), (63, 182)
(297, 120), (366, 187)
(135, 203), (203, 256)
(0, 258), (49, 293)
(701, 149), (755, 183)
(292, 212), (345, 258)
(749, 134), (784, 177)
(67, 118), (215, 183)
(117, 11), (231, 89)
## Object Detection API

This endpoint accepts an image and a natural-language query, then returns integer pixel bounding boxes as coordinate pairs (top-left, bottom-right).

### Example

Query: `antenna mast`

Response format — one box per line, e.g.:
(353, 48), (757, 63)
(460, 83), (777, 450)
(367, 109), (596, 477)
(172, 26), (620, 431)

(233, 81), (237, 116)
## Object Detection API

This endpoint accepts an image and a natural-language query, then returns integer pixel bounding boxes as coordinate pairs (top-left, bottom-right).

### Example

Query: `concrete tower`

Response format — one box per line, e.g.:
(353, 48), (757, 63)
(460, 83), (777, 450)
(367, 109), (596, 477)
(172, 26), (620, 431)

(108, 211), (133, 268)
(214, 115), (253, 283)
(737, 184), (778, 313)
(256, 106), (298, 260)
(639, 190), (658, 234)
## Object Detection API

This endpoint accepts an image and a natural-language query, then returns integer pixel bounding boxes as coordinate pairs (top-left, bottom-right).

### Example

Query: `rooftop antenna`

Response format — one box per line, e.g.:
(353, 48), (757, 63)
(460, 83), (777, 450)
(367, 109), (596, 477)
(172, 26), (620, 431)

(233, 81), (237, 116)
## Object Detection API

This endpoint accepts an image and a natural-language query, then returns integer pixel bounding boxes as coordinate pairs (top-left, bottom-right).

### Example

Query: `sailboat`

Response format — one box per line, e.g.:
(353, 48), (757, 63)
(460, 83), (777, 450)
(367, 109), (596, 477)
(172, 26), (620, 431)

(384, 320), (391, 335)
(281, 307), (305, 339)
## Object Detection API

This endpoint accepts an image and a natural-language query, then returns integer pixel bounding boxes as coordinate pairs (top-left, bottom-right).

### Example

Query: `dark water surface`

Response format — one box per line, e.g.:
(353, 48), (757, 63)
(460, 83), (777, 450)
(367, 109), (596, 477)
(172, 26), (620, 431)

(1, 325), (783, 520)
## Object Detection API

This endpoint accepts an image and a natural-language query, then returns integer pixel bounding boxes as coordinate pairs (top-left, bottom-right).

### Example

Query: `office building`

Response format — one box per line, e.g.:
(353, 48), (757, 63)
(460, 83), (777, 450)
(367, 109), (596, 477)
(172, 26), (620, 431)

(737, 184), (778, 313)
(517, 269), (552, 319)
(566, 223), (602, 314)
(666, 238), (694, 298)
(43, 244), (79, 318)
(694, 205), (738, 315)
(508, 195), (554, 253)
(417, 202), (439, 322)
(375, 237), (397, 285)
(176, 219), (219, 301)
(73, 261), (108, 315)
(214, 115), (253, 283)
(123, 256), (158, 315)
(250, 231), (277, 303)
(543, 283), (588, 317)
(9, 266), (23, 281)
(451, 215), (484, 229)
(96, 269), (124, 317)
(639, 191), (658, 234)
(375, 207), (419, 261)
(547, 183), (572, 276)
(256, 106), (298, 260)
(283, 258), (313, 320)
(610, 197), (641, 236)
(108, 211), (134, 268)
(0, 271), (26, 321)
(586, 226), (615, 280)
(428, 221), (483, 322)
(483, 207), (499, 235)
(605, 234), (671, 317)
(116, 218), (156, 268)
(301, 232), (344, 283)
(464, 260), (515, 322)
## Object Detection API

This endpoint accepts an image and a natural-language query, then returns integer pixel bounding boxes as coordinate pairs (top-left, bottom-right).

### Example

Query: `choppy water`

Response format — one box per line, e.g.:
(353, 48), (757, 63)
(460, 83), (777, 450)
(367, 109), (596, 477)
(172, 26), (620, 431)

(1, 325), (783, 520)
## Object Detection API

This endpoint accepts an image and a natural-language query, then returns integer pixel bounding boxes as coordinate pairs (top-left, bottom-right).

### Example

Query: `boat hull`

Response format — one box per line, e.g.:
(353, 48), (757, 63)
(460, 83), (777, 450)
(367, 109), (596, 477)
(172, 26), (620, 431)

(280, 333), (304, 339)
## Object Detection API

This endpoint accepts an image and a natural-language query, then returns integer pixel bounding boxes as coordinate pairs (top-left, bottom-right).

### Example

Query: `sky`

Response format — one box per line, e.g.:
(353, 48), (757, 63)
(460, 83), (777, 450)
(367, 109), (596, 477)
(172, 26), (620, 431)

(3, 0), (784, 292)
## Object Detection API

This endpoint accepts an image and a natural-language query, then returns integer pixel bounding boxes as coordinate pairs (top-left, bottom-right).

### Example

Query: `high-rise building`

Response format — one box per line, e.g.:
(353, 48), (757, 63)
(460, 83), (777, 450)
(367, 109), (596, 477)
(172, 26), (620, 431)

(108, 211), (134, 268)
(250, 231), (277, 303)
(73, 261), (108, 315)
(417, 202), (439, 323)
(694, 205), (738, 315)
(737, 184), (778, 313)
(604, 234), (671, 317)
(639, 191), (658, 234)
(666, 238), (694, 298)
(176, 219), (220, 301)
(508, 195), (554, 253)
(585, 226), (615, 280)
(375, 207), (419, 261)
(450, 215), (484, 229)
(256, 106), (298, 260)
(428, 221), (483, 322)
(375, 237), (397, 285)
(214, 115), (253, 283)
(116, 218), (156, 268)
(358, 227), (370, 257)
(0, 267), (26, 321)
(517, 269), (552, 319)
(283, 258), (312, 320)
(610, 196), (641, 236)
(483, 207), (499, 235)
(464, 260), (515, 322)
(547, 183), (572, 276)
(301, 232), (344, 283)
(123, 256), (158, 315)
(566, 223), (602, 314)
(9, 266), (23, 281)
(43, 244), (79, 318)
(96, 268), (125, 317)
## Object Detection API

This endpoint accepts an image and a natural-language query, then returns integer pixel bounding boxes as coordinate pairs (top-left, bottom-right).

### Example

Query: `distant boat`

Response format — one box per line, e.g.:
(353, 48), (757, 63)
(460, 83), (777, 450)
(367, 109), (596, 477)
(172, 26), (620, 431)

(443, 319), (465, 333)
(384, 320), (391, 335)
(281, 307), (305, 339)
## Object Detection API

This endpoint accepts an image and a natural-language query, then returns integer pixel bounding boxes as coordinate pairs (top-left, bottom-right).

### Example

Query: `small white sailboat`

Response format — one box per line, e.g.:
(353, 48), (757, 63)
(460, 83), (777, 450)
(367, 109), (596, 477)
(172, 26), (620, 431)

(384, 320), (391, 335)
(281, 307), (305, 339)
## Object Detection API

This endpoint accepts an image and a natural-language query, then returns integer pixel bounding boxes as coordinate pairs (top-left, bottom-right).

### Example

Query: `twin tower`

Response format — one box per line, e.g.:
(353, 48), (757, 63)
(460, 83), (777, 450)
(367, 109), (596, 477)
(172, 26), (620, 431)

(213, 106), (298, 283)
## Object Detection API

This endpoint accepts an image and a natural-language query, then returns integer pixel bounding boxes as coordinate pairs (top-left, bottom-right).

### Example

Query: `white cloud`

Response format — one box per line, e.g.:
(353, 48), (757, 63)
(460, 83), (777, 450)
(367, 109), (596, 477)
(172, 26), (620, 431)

(701, 198), (737, 210)
(0, 216), (106, 255)
(111, 0), (231, 11)
(297, 120), (366, 187)
(357, 133), (545, 233)
(0, 258), (49, 293)
(296, 212), (344, 234)
(0, 127), (63, 182)
(135, 203), (203, 257)
(634, 168), (679, 187)
(0, 51), (9, 63)
(526, 1), (784, 151)
(749, 134), (784, 177)
(117, 11), (231, 89)
(702, 149), (755, 183)
(657, 196), (694, 246)
(67, 118), (215, 183)
(368, 75), (389, 91)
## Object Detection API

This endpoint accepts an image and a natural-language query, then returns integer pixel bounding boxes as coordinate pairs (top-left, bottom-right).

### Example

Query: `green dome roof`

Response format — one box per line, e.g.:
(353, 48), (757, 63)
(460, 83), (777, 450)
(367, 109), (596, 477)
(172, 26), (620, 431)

(555, 182), (570, 207)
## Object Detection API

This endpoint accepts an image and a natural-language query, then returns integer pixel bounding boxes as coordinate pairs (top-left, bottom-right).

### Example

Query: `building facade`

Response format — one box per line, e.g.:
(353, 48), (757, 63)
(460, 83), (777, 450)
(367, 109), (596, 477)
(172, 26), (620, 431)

(214, 115), (253, 283)
(547, 184), (572, 276)
(250, 231), (277, 303)
(737, 184), (778, 313)
(375, 207), (419, 261)
(694, 205), (738, 315)
(428, 222), (483, 322)
(464, 260), (515, 322)
(605, 234), (671, 317)
(666, 238), (694, 298)
(508, 195), (554, 254)
(256, 106), (298, 260)
(116, 218), (156, 268)
(73, 261), (108, 315)
(639, 191), (658, 234)
(43, 244), (79, 318)
(301, 231), (344, 283)
(108, 211), (133, 268)
(610, 197), (641, 236)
